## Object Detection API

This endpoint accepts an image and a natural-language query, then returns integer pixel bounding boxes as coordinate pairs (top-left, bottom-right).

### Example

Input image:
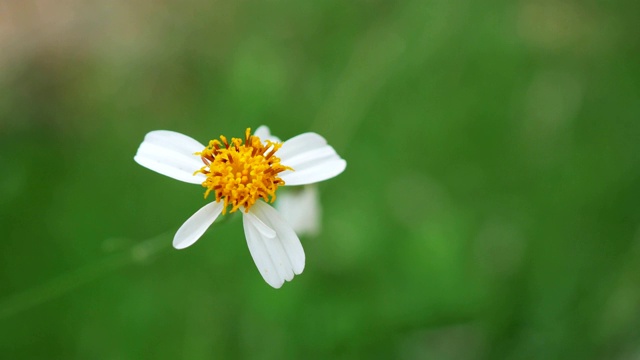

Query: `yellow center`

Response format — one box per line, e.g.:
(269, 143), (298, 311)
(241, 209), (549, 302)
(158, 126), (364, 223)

(195, 128), (291, 214)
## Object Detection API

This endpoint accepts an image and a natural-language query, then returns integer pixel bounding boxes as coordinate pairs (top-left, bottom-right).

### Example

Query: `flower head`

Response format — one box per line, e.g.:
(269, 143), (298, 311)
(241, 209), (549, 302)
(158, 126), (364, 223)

(134, 125), (346, 288)
(195, 128), (291, 214)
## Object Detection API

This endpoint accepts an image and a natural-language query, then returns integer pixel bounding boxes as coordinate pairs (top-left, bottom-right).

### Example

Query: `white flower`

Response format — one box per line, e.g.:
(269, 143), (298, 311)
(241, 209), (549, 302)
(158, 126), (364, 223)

(133, 125), (346, 288)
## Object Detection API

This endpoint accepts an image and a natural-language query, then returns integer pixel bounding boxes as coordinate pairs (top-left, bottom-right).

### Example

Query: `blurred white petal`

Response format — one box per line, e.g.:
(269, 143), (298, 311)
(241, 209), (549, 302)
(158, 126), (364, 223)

(134, 130), (206, 184)
(275, 186), (321, 237)
(173, 202), (224, 249)
(243, 201), (305, 288)
(254, 125), (282, 143)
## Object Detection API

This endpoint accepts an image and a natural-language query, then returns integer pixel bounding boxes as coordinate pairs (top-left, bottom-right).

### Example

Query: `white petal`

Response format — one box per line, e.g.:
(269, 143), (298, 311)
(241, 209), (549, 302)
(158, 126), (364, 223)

(242, 201), (305, 288)
(277, 133), (328, 160)
(244, 211), (277, 238)
(243, 217), (285, 288)
(281, 146), (339, 169)
(275, 186), (321, 237)
(173, 202), (224, 249)
(144, 130), (206, 155)
(278, 132), (346, 186)
(251, 202), (305, 274)
(134, 130), (206, 184)
(244, 223), (293, 287)
(254, 125), (281, 143)
(280, 158), (346, 186)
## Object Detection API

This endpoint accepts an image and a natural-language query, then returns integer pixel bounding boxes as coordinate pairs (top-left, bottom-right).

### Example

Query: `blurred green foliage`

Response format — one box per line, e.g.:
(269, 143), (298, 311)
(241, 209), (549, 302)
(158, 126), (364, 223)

(1, 0), (639, 359)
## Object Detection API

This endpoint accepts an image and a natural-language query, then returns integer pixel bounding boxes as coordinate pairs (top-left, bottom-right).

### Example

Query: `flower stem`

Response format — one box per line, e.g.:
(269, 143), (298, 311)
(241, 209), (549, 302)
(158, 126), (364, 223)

(0, 231), (171, 320)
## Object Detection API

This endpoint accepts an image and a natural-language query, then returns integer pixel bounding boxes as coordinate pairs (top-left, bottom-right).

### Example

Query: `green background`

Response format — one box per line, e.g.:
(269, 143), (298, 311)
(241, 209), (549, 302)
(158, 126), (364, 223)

(1, 0), (639, 358)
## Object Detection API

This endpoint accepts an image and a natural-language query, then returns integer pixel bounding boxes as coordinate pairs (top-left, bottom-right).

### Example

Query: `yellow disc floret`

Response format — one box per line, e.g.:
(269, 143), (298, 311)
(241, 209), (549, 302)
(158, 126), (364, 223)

(195, 128), (291, 214)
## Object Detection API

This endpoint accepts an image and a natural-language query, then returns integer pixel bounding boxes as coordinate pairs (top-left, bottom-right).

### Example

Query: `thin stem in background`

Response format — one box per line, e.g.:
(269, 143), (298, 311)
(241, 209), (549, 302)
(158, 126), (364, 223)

(0, 231), (171, 321)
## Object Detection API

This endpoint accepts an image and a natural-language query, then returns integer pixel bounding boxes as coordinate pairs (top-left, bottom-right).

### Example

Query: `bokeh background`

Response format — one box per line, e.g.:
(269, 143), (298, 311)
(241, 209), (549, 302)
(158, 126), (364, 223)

(1, 0), (640, 358)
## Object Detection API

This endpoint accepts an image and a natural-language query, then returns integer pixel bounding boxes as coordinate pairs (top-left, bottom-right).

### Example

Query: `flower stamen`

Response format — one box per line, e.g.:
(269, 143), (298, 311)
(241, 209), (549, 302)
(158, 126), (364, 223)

(195, 128), (292, 214)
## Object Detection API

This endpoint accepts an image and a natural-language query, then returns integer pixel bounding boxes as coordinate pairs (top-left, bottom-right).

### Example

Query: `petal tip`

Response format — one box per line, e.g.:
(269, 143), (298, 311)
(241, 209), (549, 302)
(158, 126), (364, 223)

(172, 239), (190, 250)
